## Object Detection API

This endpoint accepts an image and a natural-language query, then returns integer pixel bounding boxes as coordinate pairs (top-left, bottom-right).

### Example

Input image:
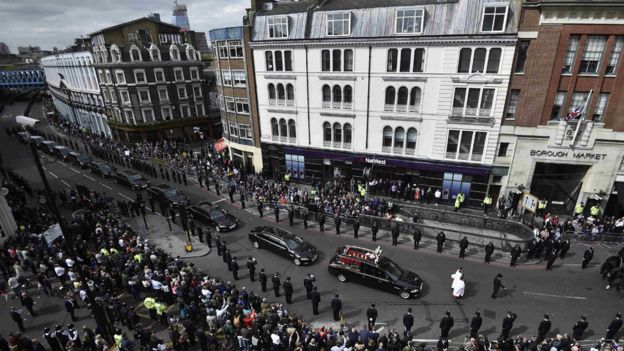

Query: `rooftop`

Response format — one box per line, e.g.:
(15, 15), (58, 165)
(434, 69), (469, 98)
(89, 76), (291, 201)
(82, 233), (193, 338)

(88, 17), (181, 37)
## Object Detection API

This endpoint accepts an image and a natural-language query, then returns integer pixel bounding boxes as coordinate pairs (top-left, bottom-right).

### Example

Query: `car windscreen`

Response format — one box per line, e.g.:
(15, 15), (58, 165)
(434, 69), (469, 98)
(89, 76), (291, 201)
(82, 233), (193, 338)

(100, 164), (111, 171)
(284, 236), (303, 250)
(77, 155), (90, 161)
(378, 258), (404, 281)
(128, 174), (142, 181)
(208, 207), (225, 219)
(165, 189), (180, 196)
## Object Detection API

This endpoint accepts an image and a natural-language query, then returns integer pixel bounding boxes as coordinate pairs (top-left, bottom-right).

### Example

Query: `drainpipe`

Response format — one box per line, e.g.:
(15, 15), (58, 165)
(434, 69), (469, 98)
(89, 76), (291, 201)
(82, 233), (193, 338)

(305, 44), (311, 146)
(365, 45), (372, 149)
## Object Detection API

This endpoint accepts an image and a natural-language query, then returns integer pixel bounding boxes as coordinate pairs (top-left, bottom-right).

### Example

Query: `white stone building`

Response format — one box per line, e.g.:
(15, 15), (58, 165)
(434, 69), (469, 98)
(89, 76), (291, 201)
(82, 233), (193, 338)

(250, 0), (520, 206)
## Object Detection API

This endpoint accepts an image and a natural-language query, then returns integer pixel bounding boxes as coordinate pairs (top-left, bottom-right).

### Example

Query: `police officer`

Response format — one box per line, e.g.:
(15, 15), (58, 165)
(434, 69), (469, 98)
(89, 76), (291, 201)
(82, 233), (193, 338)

(257, 200), (264, 218)
(331, 293), (342, 322)
(574, 202), (584, 217)
(483, 194), (493, 215)
(231, 257), (239, 280)
(240, 190), (246, 209)
(259, 269), (268, 292)
(319, 212), (326, 232)
(492, 273), (505, 299)
(216, 237), (223, 256)
(274, 204), (280, 223)
(582, 247), (594, 269)
(335, 214), (341, 235)
(283, 277), (293, 304)
(366, 303), (378, 330)
(510, 244), (522, 267)
(372, 220), (378, 241)
(537, 314), (552, 343)
(439, 311), (454, 339)
(485, 242), (495, 263)
(606, 313), (623, 340)
(392, 222), (399, 246)
(560, 239), (571, 259)
(414, 228), (422, 249)
(353, 217), (360, 238)
(537, 199), (548, 217)
(272, 273), (281, 297)
(403, 308), (415, 336)
(572, 315), (588, 340)
(311, 287), (321, 315)
(436, 231), (446, 253)
(304, 274), (315, 300)
(303, 210), (308, 229)
(470, 310), (483, 338)
(546, 249), (557, 270)
(500, 312), (517, 340)
(288, 206), (294, 226)
(459, 237), (469, 258)
(247, 257), (257, 281)
(224, 249), (232, 270)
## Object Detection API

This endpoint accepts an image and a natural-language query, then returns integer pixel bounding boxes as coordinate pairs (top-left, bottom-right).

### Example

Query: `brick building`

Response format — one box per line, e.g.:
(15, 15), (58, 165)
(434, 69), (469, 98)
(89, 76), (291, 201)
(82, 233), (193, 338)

(495, 0), (624, 215)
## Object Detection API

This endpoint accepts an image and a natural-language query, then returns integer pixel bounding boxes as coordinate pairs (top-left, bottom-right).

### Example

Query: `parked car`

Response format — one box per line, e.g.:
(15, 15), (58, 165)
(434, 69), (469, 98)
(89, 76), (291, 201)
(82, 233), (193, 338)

(188, 201), (238, 231)
(147, 184), (189, 207)
(248, 226), (318, 266)
(88, 161), (114, 178)
(112, 170), (149, 190)
(39, 140), (57, 155)
(67, 152), (92, 168)
(29, 135), (43, 146)
(53, 146), (72, 160)
(328, 245), (424, 299)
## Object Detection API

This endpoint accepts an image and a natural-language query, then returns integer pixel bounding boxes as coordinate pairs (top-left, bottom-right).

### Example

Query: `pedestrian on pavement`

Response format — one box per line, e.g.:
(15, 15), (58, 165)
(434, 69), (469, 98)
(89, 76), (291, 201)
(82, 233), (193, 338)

(366, 303), (378, 330)
(491, 273), (506, 299)
(319, 212), (325, 232)
(485, 242), (495, 263)
(459, 237), (469, 258)
(582, 247), (594, 269)
(247, 256), (257, 281)
(224, 249), (232, 270)
(392, 222), (399, 246)
(20, 292), (37, 317)
(572, 315), (588, 340)
(229, 186), (235, 203)
(353, 217), (360, 238)
(240, 191), (245, 209)
(304, 274), (315, 300)
(272, 273), (281, 297)
(331, 293), (342, 322)
(9, 307), (24, 332)
(335, 215), (341, 235)
(436, 231), (446, 253)
(537, 314), (552, 342)
(259, 269), (268, 292)
(372, 220), (378, 241)
(510, 244), (522, 267)
(303, 211), (308, 229)
(439, 311), (454, 339)
(288, 206), (295, 226)
(257, 201), (264, 218)
(606, 313), (623, 340)
(274, 205), (280, 223)
(403, 308), (414, 336)
(231, 257), (239, 280)
(413, 228), (422, 249)
(64, 297), (77, 321)
(470, 310), (482, 338)
(500, 311), (517, 340)
(311, 287), (321, 315)
(283, 277), (293, 304)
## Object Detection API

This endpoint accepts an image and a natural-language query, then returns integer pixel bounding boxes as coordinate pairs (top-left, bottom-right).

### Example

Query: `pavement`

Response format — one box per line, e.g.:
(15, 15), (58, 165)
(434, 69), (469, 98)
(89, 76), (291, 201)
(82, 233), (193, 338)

(1, 99), (624, 345)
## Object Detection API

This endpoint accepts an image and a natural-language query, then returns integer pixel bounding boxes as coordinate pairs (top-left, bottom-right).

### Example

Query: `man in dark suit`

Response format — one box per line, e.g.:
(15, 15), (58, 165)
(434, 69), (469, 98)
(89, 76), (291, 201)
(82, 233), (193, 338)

(403, 308), (414, 336)
(572, 315), (588, 340)
(537, 314), (552, 342)
(311, 287), (321, 315)
(500, 311), (517, 340)
(459, 237), (469, 258)
(353, 218), (360, 238)
(606, 313), (623, 340)
(470, 310), (483, 338)
(392, 223), (399, 246)
(436, 231), (446, 253)
(246, 257), (257, 281)
(331, 294), (342, 322)
(366, 303), (378, 330)
(319, 212), (326, 232)
(492, 273), (505, 299)
(272, 273), (281, 297)
(283, 277), (294, 304)
(371, 220), (378, 241)
(259, 269), (268, 292)
(439, 311), (454, 339)
(304, 274), (315, 300)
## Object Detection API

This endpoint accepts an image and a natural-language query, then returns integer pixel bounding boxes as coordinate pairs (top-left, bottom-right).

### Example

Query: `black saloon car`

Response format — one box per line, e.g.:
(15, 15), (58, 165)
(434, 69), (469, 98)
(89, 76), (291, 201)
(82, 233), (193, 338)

(68, 152), (92, 168)
(112, 170), (149, 190)
(147, 184), (189, 207)
(88, 161), (114, 178)
(328, 245), (424, 299)
(249, 226), (318, 266)
(188, 202), (238, 231)
(52, 146), (72, 160)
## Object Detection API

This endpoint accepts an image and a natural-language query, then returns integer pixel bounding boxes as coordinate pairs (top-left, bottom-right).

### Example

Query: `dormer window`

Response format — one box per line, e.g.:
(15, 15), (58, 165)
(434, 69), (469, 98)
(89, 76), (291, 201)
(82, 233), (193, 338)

(130, 46), (142, 62)
(326, 12), (351, 37)
(111, 45), (122, 63)
(170, 45), (180, 61)
(481, 6), (508, 32)
(267, 17), (289, 39)
(395, 8), (424, 35)
(150, 45), (161, 62)
(185, 45), (196, 61)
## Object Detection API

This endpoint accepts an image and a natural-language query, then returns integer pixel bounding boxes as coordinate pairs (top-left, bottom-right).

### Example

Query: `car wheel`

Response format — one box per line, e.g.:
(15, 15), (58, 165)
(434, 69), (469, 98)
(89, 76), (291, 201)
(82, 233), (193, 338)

(294, 258), (302, 266)
(253, 241), (260, 249)
(399, 291), (411, 300)
(337, 274), (347, 282)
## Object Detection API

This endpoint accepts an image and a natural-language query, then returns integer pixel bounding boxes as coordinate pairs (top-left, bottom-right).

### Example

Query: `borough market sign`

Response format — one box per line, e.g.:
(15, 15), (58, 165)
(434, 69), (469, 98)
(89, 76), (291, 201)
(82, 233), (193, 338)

(530, 149), (607, 160)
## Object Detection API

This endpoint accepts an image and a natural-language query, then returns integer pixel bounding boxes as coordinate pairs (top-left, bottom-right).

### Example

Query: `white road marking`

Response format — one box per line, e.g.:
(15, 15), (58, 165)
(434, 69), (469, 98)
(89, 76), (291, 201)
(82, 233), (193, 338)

(48, 171), (59, 179)
(69, 167), (80, 173)
(61, 180), (71, 189)
(214, 198), (227, 203)
(522, 291), (587, 300)
(82, 174), (95, 181)
(100, 183), (113, 190)
(118, 193), (134, 201)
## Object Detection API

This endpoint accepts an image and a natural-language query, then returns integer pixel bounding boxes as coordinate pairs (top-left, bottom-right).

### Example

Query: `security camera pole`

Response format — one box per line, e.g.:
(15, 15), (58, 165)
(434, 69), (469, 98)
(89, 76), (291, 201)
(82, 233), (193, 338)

(18, 118), (115, 342)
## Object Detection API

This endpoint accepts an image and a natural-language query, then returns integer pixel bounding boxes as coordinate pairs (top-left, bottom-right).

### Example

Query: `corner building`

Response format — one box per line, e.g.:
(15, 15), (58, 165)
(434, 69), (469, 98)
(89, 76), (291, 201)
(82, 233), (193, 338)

(250, 0), (520, 207)
(496, 0), (624, 215)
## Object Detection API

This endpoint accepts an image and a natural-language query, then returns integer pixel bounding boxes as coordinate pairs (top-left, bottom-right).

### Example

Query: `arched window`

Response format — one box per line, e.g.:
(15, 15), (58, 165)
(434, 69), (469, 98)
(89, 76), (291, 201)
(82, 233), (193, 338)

(285, 51), (293, 71)
(321, 50), (330, 71)
(170, 45), (180, 61)
(93, 50), (100, 63)
(385, 87), (396, 109)
(487, 48), (501, 73)
(400, 48), (411, 72)
(268, 83), (276, 104)
(394, 127), (405, 150)
(286, 84), (294, 102)
(277, 83), (285, 102)
(472, 48), (487, 73)
(332, 49), (341, 71)
(406, 128), (417, 153)
(186, 45), (196, 61)
(271, 118), (279, 138)
(322, 85), (331, 107)
(323, 122), (332, 143)
(288, 119), (296, 139)
(397, 87), (409, 109)
(344, 49), (353, 72)
(265, 51), (274, 71)
(333, 122), (342, 144)
(383, 126), (393, 149)
(387, 49), (398, 72)
(409, 87), (421, 112)
(111, 45), (121, 63)
(343, 123), (352, 145)
(279, 118), (287, 138)
(150, 46), (160, 62)
(332, 85), (342, 105)
(100, 45), (108, 63)
(343, 85), (352, 108)
(458, 48), (471, 73)
(275, 51), (283, 71)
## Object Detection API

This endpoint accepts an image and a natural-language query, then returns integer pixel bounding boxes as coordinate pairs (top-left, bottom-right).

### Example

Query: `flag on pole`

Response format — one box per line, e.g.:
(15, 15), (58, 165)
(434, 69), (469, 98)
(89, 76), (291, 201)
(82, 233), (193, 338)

(563, 91), (592, 122)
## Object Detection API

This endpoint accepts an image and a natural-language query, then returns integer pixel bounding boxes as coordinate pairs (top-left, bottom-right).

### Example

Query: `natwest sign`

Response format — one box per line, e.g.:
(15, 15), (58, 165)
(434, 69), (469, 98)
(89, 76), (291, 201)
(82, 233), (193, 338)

(364, 157), (387, 165)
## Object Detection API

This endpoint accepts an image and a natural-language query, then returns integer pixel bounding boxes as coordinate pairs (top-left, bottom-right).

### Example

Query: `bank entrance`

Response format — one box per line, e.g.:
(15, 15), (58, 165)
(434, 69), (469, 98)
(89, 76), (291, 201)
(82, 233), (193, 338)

(530, 162), (590, 214)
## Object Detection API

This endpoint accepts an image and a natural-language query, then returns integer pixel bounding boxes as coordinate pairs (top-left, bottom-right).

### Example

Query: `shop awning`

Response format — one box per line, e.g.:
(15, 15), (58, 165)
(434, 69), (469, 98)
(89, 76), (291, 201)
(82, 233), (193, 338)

(214, 138), (228, 153)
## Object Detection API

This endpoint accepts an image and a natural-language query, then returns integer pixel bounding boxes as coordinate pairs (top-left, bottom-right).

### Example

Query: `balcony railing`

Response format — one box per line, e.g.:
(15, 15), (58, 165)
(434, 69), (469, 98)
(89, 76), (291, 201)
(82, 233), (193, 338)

(289, 137), (296, 144)
(280, 136), (287, 143)
(405, 148), (415, 155)
(323, 140), (331, 147)
(471, 153), (483, 162)
(384, 104), (395, 112)
(396, 105), (408, 113)
(478, 108), (491, 117)
(464, 108), (477, 116)
(343, 102), (352, 110)
(343, 142), (352, 149)
(452, 107), (492, 118)
(446, 152), (456, 159)
(382, 146), (392, 153)
(322, 101), (331, 109)
(409, 105), (420, 113)
(332, 102), (341, 109)
(286, 100), (294, 107)
(333, 141), (342, 148)
(277, 99), (285, 106)
(458, 153), (470, 160)
(269, 99), (276, 106)
(393, 146), (404, 154)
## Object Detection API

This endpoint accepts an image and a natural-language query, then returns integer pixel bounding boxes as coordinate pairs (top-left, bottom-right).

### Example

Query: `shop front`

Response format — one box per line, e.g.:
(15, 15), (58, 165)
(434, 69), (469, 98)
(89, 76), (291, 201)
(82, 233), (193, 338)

(261, 143), (493, 207)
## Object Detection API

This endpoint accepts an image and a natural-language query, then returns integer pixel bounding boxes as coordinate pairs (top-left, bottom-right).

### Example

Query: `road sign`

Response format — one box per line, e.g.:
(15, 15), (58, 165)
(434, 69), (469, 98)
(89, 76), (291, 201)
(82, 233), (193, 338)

(522, 193), (539, 213)
(42, 223), (63, 244)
